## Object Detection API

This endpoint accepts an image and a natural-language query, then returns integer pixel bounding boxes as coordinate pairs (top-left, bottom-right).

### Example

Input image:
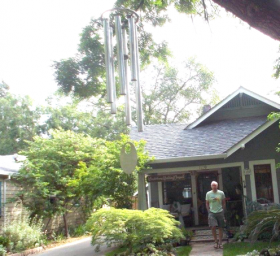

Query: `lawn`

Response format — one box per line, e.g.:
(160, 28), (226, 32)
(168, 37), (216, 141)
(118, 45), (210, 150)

(175, 246), (192, 256)
(223, 242), (280, 256)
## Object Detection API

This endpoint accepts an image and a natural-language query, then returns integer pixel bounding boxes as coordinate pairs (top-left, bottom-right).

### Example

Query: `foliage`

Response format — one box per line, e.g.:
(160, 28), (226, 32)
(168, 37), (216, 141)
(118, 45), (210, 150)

(181, 228), (193, 241)
(245, 209), (280, 243)
(141, 59), (216, 124)
(175, 246), (192, 256)
(3, 215), (43, 252)
(41, 96), (128, 140)
(0, 85), (40, 154)
(0, 245), (6, 256)
(53, 0), (218, 100)
(223, 242), (280, 256)
(15, 129), (150, 237)
(273, 46), (280, 79)
(234, 231), (248, 242)
(0, 237), (10, 248)
(86, 207), (184, 255)
(69, 224), (88, 237)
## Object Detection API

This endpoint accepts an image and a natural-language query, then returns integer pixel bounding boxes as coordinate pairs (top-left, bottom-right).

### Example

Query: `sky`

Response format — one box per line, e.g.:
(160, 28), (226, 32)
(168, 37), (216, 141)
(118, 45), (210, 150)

(0, 0), (279, 106)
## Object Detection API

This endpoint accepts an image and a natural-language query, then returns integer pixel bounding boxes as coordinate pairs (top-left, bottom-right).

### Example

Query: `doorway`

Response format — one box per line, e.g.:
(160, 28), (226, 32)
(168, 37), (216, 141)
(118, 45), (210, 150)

(197, 171), (218, 225)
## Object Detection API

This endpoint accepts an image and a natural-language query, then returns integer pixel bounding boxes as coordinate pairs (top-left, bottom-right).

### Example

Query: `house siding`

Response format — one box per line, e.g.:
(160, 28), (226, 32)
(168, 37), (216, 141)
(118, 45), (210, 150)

(148, 122), (280, 206)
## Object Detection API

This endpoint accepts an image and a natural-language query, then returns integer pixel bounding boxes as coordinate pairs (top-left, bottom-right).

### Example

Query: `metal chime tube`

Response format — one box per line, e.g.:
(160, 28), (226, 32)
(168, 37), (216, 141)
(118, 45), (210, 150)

(103, 19), (114, 103)
(115, 15), (126, 95)
(122, 27), (131, 125)
(109, 26), (117, 114)
(133, 19), (144, 132)
(128, 16), (137, 81)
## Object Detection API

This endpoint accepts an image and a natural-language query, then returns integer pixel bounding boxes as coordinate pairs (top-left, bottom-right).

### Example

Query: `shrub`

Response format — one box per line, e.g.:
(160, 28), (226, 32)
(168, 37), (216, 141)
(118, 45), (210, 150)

(245, 209), (280, 243)
(0, 245), (6, 256)
(86, 207), (184, 255)
(69, 224), (88, 237)
(0, 236), (10, 248)
(4, 215), (44, 252)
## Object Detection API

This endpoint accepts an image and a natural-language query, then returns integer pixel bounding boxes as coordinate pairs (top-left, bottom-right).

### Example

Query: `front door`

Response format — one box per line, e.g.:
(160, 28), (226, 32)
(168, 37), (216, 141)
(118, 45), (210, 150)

(197, 171), (218, 225)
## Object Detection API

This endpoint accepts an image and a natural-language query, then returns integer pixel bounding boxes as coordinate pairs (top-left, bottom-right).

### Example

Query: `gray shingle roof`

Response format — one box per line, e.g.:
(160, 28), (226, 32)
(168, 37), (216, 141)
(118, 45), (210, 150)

(0, 155), (25, 176)
(130, 116), (267, 160)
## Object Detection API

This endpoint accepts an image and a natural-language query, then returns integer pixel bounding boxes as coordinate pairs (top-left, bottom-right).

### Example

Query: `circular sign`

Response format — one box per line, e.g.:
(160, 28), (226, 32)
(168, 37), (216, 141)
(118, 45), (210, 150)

(120, 142), (137, 174)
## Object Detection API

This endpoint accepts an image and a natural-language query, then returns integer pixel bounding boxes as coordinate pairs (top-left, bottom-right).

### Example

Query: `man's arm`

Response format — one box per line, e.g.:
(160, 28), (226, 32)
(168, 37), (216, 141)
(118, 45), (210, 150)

(206, 200), (210, 213)
(222, 198), (226, 211)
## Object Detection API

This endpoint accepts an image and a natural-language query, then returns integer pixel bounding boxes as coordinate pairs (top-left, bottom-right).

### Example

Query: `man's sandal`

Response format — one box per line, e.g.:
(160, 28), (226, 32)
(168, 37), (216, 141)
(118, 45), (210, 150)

(218, 243), (223, 249)
(214, 242), (219, 249)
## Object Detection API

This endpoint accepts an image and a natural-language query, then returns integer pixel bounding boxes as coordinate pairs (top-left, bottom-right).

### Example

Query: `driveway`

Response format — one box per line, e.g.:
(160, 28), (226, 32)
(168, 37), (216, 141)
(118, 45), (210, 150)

(35, 237), (116, 256)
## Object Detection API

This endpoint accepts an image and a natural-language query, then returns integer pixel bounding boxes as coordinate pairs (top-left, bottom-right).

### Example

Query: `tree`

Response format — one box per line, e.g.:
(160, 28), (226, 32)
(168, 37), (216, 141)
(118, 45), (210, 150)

(53, 0), (280, 102)
(0, 85), (40, 155)
(211, 0), (280, 41)
(16, 129), (150, 237)
(41, 96), (128, 140)
(141, 59), (216, 125)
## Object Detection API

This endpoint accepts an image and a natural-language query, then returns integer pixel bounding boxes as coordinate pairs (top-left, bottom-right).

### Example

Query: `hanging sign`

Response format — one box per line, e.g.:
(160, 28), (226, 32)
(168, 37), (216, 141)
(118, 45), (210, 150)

(147, 174), (186, 182)
(120, 142), (137, 174)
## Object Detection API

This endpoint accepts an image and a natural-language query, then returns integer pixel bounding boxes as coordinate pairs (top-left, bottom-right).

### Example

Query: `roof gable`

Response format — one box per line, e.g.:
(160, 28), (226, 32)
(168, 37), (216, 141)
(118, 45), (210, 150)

(186, 87), (280, 129)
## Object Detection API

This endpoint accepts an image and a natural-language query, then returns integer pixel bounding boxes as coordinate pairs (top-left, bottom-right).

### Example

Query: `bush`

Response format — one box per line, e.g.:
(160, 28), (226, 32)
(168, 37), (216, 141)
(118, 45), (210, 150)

(4, 215), (44, 252)
(245, 209), (280, 242)
(0, 236), (10, 248)
(69, 224), (88, 237)
(0, 245), (6, 256)
(86, 207), (184, 255)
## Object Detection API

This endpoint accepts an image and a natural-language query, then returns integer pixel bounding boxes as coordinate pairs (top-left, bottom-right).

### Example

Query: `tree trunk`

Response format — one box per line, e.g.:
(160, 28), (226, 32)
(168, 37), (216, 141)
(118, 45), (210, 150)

(63, 213), (70, 238)
(211, 0), (280, 41)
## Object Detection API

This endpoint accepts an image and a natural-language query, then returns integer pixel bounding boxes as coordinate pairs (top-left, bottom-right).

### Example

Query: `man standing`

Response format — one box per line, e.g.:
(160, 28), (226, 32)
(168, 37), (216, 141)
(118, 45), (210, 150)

(206, 181), (226, 249)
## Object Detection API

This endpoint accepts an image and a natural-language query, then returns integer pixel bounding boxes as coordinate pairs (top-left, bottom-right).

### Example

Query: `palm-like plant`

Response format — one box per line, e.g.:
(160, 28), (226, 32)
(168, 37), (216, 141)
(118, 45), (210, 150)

(246, 208), (280, 244)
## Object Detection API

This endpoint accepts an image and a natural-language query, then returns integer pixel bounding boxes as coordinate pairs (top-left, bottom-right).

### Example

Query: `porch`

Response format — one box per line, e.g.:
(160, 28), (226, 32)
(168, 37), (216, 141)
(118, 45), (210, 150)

(145, 163), (245, 227)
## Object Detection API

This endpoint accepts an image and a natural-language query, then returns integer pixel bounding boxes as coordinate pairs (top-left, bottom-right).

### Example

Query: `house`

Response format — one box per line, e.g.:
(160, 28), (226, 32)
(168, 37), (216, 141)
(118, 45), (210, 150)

(131, 87), (280, 226)
(0, 155), (83, 233)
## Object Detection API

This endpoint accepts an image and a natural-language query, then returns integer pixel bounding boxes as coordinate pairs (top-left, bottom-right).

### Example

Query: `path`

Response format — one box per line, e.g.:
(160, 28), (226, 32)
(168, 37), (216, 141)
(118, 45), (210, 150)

(34, 237), (115, 256)
(189, 242), (223, 256)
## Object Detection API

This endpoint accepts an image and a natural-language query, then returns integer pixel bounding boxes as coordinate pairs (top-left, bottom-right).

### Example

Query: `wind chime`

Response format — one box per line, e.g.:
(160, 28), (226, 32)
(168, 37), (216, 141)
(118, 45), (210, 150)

(101, 8), (144, 132)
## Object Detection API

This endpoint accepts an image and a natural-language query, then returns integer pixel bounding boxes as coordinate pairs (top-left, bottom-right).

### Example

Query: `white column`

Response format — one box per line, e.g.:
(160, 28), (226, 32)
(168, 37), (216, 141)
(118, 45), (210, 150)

(138, 172), (147, 210)
(191, 172), (199, 225)
(147, 182), (151, 208)
(158, 182), (163, 208)
(218, 169), (223, 191)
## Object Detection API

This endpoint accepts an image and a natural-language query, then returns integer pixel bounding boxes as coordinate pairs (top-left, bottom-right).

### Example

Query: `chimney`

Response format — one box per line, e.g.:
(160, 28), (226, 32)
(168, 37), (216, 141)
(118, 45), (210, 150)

(202, 105), (211, 115)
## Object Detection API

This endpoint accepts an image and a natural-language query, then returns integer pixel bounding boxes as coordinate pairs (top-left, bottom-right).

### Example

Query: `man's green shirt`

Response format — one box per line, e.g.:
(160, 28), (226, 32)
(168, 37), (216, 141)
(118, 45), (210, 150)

(205, 190), (225, 213)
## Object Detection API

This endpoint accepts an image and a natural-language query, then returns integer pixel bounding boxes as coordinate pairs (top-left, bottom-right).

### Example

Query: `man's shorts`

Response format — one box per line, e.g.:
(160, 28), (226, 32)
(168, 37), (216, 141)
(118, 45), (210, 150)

(208, 211), (225, 228)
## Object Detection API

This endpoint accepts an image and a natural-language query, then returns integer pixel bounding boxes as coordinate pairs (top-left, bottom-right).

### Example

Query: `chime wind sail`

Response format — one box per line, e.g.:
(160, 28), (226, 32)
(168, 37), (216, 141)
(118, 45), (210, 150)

(101, 8), (143, 132)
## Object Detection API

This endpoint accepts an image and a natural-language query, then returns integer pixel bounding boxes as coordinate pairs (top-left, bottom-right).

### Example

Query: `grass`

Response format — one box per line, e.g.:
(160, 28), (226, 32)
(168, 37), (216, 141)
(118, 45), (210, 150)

(175, 245), (192, 256)
(223, 242), (280, 256)
(105, 247), (127, 256)
(106, 246), (192, 256)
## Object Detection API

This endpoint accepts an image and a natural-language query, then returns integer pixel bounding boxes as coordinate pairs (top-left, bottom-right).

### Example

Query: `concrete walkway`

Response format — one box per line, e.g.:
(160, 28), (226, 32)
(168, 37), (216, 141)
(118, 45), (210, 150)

(189, 242), (223, 256)
(34, 237), (116, 256)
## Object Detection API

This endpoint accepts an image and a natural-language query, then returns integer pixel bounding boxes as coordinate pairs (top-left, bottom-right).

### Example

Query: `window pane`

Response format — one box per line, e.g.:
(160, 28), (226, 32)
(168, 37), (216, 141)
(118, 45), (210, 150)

(254, 164), (274, 203)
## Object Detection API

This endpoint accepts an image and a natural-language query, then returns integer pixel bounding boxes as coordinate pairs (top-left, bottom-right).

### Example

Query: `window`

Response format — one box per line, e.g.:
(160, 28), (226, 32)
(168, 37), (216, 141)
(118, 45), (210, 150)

(254, 164), (274, 203)
(162, 174), (192, 205)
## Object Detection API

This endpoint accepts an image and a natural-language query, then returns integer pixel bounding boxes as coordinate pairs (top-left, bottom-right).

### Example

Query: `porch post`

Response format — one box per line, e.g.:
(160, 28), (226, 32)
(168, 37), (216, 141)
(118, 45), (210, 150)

(138, 172), (147, 210)
(190, 172), (199, 225)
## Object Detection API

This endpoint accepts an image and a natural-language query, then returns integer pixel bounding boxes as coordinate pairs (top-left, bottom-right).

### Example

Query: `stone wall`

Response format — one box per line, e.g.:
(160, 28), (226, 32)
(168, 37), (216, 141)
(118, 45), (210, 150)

(1, 179), (84, 234)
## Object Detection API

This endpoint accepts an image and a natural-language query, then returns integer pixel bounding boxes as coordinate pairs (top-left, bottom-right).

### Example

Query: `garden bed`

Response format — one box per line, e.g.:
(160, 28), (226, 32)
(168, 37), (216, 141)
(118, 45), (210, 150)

(223, 242), (280, 256)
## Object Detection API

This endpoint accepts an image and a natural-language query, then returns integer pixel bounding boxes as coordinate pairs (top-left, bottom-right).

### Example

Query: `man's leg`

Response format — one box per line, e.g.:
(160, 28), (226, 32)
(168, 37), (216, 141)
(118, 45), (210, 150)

(218, 227), (223, 245)
(211, 226), (218, 243)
